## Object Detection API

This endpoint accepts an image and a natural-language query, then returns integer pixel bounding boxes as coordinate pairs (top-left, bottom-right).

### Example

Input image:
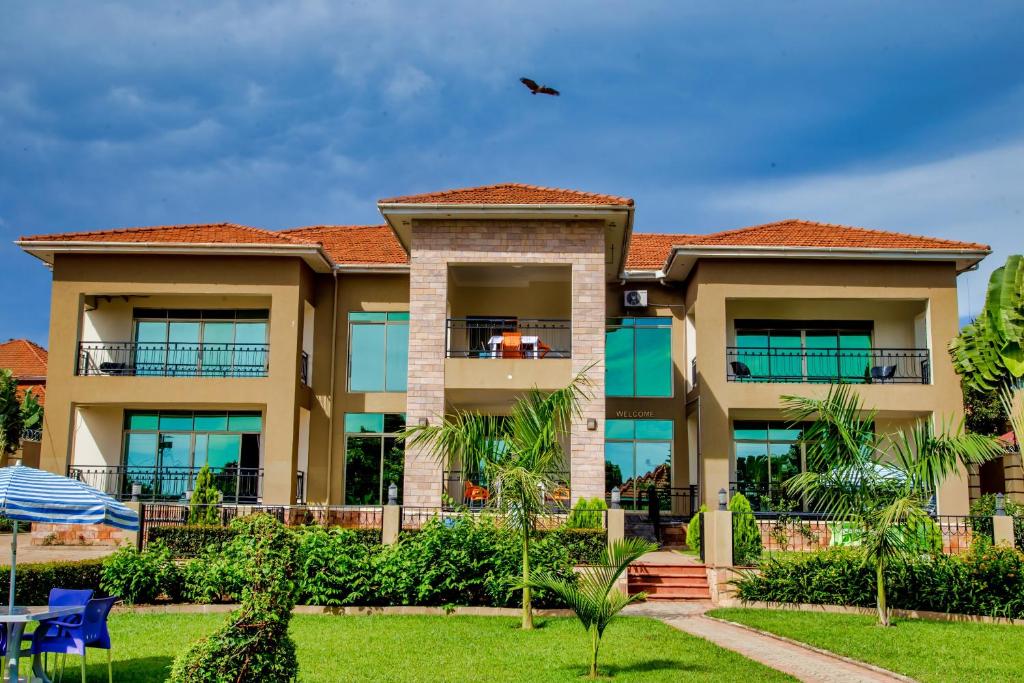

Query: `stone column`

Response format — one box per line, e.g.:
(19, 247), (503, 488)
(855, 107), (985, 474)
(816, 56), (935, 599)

(570, 250), (606, 503)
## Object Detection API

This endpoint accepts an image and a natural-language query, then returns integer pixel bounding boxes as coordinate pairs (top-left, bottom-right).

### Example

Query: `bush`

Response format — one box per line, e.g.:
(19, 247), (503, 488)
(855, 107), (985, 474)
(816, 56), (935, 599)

(100, 541), (180, 604)
(170, 514), (299, 682)
(733, 545), (1024, 618)
(729, 494), (763, 566)
(564, 498), (608, 529)
(148, 525), (238, 558)
(188, 465), (221, 526)
(296, 526), (379, 606)
(0, 559), (104, 604)
(687, 505), (707, 552)
(539, 528), (606, 565)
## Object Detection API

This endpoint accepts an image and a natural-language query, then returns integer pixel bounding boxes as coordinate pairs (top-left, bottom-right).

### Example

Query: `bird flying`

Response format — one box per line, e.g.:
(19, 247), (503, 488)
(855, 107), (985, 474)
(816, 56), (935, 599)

(520, 77), (559, 96)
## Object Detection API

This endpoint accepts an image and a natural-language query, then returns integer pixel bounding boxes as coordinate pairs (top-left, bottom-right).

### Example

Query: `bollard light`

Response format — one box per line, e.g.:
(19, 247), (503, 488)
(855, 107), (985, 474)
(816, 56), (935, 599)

(996, 492), (1006, 516)
(184, 489), (194, 501)
(131, 483), (142, 502)
(387, 482), (399, 506)
(610, 487), (621, 509)
(718, 488), (728, 511)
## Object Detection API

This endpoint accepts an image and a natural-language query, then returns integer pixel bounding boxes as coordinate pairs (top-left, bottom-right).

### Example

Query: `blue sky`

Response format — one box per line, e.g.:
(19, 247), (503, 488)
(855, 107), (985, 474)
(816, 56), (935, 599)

(2, 1), (1022, 345)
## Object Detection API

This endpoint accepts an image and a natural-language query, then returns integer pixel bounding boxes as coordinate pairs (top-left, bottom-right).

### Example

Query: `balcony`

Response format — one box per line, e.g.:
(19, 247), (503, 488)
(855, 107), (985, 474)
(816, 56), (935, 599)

(445, 319), (571, 359)
(77, 341), (269, 377)
(726, 347), (930, 384)
(69, 465), (306, 504)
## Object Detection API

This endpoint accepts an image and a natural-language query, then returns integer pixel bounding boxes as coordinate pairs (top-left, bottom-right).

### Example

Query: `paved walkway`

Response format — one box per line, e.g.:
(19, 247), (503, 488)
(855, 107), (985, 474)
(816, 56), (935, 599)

(0, 534), (117, 565)
(624, 601), (910, 683)
(635, 549), (703, 565)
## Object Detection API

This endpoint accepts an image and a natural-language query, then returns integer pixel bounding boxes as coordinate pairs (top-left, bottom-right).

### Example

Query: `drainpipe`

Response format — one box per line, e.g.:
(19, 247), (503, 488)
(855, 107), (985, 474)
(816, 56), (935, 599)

(324, 270), (340, 505)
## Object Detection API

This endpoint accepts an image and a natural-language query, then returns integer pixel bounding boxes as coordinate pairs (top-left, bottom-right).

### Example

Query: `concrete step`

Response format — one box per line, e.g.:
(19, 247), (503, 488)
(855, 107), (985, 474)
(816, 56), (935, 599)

(641, 587), (712, 600)
(629, 576), (708, 589)
(628, 562), (711, 601)
(629, 564), (708, 578)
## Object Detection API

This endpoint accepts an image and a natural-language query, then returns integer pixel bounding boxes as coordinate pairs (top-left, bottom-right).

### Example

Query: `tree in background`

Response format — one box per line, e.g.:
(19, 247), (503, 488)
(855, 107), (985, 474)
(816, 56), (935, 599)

(401, 370), (591, 630)
(951, 254), (1024, 392)
(782, 385), (1003, 625)
(962, 381), (1008, 436)
(0, 370), (23, 455)
(188, 465), (221, 525)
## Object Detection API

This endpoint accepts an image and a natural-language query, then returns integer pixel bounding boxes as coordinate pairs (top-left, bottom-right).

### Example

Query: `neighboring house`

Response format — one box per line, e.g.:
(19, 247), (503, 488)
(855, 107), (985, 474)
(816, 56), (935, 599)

(0, 338), (48, 409)
(15, 183), (988, 515)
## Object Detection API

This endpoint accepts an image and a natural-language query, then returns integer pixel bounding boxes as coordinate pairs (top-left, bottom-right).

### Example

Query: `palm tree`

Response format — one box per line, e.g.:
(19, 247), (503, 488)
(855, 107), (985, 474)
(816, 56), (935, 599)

(400, 370), (592, 630)
(782, 384), (1003, 625)
(527, 537), (657, 679)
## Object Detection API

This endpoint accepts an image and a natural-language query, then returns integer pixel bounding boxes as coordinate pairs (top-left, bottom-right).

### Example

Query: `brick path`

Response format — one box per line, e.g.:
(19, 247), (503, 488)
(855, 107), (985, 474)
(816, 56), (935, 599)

(624, 601), (910, 682)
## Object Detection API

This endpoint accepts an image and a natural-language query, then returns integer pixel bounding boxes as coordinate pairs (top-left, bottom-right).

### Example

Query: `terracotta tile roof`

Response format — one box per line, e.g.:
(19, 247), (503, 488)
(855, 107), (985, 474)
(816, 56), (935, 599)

(16, 383), (45, 406)
(624, 220), (990, 271)
(379, 183), (633, 207)
(280, 225), (408, 265)
(19, 223), (309, 246)
(0, 339), (47, 379)
(626, 233), (699, 270)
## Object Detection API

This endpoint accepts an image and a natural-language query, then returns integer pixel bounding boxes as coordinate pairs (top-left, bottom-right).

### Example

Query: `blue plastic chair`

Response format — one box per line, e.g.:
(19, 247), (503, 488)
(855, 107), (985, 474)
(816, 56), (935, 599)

(31, 596), (116, 683)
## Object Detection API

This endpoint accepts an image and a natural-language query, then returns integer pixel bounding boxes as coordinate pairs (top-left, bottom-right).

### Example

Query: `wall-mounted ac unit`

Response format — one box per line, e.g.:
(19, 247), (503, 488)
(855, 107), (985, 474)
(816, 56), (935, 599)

(624, 290), (648, 308)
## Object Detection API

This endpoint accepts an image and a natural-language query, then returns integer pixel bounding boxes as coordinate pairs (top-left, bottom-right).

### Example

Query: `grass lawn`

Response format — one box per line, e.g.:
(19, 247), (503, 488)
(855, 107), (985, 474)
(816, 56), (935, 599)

(69, 613), (796, 682)
(709, 608), (1024, 682)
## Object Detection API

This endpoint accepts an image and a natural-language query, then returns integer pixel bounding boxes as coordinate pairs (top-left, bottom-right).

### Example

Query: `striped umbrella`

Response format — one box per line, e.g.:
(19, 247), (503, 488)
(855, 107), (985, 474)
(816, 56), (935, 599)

(0, 463), (139, 614)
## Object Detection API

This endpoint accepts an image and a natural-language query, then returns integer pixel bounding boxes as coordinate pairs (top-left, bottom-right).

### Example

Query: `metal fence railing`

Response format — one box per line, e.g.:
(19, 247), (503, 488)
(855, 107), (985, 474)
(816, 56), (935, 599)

(442, 470), (572, 512)
(726, 347), (930, 384)
(445, 318), (571, 359)
(70, 465), (264, 504)
(77, 341), (269, 377)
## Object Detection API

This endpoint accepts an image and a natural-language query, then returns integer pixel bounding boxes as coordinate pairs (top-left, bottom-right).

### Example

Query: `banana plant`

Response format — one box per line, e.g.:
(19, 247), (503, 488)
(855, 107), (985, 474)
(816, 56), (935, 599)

(951, 254), (1024, 391)
(526, 537), (657, 679)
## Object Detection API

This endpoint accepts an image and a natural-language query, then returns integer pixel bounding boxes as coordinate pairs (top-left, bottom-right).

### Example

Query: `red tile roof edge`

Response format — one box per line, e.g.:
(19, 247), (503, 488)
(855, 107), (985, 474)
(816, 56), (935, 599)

(18, 222), (312, 244)
(378, 182), (634, 206)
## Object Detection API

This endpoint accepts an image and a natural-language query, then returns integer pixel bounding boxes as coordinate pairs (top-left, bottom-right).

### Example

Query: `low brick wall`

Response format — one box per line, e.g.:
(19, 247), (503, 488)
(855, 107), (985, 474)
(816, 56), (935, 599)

(30, 522), (132, 547)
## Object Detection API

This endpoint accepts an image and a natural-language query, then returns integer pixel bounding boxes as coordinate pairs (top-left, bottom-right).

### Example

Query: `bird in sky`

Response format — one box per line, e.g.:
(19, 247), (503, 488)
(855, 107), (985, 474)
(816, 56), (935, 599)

(520, 77), (559, 96)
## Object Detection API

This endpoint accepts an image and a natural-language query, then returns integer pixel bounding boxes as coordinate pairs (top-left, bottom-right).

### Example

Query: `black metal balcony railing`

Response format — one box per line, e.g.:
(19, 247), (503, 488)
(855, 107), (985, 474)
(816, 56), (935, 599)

(77, 341), (269, 377)
(726, 347), (930, 385)
(446, 319), (571, 359)
(442, 469), (572, 510)
(69, 465), (264, 504)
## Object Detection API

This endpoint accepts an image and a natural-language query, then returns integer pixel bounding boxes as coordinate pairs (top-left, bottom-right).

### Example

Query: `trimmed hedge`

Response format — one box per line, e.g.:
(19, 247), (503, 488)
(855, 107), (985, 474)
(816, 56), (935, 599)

(538, 528), (605, 565)
(0, 559), (105, 604)
(149, 524), (383, 558)
(734, 545), (1024, 618)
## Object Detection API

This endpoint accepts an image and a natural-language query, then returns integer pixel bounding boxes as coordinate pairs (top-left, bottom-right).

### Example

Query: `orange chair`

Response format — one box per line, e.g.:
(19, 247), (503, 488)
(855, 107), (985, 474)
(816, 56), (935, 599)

(548, 485), (570, 506)
(501, 332), (523, 359)
(464, 481), (489, 507)
(537, 341), (552, 359)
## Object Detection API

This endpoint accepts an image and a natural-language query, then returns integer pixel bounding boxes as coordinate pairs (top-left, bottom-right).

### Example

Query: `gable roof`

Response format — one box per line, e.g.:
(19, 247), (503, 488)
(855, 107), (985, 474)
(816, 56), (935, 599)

(19, 223), (303, 246)
(626, 220), (990, 272)
(280, 225), (408, 266)
(378, 183), (633, 207)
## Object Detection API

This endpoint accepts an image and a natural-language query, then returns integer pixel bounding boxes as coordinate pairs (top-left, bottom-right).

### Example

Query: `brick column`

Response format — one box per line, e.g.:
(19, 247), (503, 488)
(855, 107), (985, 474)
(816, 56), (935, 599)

(570, 252), (606, 502)
(403, 247), (446, 506)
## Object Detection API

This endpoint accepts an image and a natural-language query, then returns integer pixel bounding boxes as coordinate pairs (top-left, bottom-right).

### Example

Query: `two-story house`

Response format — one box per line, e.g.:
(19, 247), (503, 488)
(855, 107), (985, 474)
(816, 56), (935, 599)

(16, 183), (989, 516)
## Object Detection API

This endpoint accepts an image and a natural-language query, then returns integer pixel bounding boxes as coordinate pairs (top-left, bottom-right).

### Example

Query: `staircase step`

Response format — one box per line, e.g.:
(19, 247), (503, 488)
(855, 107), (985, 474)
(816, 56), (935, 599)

(632, 586), (711, 600)
(629, 576), (708, 588)
(629, 565), (707, 578)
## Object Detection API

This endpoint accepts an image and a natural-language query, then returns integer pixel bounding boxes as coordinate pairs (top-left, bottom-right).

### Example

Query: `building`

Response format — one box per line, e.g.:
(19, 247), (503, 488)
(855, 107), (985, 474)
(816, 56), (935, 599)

(15, 183), (989, 515)
(0, 338), (48, 407)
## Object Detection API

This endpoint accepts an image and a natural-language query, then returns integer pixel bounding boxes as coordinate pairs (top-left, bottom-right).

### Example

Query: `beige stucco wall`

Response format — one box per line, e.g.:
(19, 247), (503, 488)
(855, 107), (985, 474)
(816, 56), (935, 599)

(688, 259), (968, 514)
(404, 219), (607, 507)
(41, 254), (312, 504)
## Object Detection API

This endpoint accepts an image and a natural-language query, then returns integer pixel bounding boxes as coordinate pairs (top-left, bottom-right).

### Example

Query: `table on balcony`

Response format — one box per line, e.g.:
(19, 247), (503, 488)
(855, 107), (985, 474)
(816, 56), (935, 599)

(485, 335), (550, 359)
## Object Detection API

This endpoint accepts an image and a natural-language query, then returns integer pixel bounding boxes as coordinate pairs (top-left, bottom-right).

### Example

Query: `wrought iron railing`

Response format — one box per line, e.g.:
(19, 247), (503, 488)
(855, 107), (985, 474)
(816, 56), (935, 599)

(20, 428), (42, 442)
(76, 341), (269, 377)
(69, 465), (264, 503)
(445, 318), (571, 358)
(726, 347), (930, 384)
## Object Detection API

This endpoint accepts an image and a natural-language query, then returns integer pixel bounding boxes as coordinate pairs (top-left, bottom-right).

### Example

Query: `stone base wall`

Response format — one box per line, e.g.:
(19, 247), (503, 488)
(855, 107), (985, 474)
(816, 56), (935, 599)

(30, 522), (132, 547)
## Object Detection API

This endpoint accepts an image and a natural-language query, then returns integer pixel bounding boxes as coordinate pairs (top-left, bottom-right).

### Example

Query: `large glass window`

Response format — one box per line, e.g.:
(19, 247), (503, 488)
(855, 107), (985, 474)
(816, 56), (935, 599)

(606, 318), (672, 397)
(733, 421), (805, 511)
(344, 413), (406, 505)
(605, 419), (673, 510)
(122, 410), (263, 501)
(734, 322), (872, 383)
(133, 309), (268, 377)
(348, 313), (409, 392)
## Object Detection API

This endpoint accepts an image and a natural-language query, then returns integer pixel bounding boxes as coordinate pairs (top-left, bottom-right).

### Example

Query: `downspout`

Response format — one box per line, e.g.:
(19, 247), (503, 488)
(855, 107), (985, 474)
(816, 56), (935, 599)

(324, 270), (340, 505)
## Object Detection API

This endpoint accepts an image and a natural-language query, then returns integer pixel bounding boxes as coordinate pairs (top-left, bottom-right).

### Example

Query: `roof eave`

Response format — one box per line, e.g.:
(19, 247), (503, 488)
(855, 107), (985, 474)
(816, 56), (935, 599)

(333, 263), (410, 274)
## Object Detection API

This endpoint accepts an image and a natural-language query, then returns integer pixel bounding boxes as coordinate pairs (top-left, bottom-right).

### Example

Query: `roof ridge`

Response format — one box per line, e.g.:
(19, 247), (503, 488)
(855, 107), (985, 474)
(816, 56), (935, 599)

(20, 222), (298, 243)
(378, 182), (633, 206)
(692, 219), (989, 250)
(281, 224), (389, 233)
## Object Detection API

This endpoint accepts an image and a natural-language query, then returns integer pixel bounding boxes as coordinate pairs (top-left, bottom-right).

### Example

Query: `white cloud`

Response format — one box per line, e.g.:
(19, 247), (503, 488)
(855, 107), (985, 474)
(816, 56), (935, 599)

(701, 142), (1024, 320)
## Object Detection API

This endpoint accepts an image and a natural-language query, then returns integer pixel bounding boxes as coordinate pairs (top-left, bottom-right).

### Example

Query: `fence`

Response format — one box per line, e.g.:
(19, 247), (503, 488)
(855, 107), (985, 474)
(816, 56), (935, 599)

(445, 318), (571, 358)
(138, 503), (384, 547)
(726, 347), (930, 384)
(77, 341), (269, 377)
(441, 470), (572, 512)
(398, 507), (583, 534)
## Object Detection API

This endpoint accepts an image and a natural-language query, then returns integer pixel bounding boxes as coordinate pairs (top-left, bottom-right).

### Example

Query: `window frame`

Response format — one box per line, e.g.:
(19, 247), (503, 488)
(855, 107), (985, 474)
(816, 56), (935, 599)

(605, 317), (674, 398)
(120, 410), (264, 471)
(346, 312), (409, 393)
(604, 418), (674, 510)
(342, 412), (406, 506)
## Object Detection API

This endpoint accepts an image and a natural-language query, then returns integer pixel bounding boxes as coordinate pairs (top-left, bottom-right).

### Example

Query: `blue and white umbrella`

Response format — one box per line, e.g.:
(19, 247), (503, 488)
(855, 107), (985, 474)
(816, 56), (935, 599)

(0, 463), (139, 614)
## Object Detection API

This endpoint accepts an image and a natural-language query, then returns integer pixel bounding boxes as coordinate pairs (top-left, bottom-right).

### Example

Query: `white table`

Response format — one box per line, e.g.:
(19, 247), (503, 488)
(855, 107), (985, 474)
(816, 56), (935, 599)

(486, 335), (542, 358)
(1, 605), (84, 683)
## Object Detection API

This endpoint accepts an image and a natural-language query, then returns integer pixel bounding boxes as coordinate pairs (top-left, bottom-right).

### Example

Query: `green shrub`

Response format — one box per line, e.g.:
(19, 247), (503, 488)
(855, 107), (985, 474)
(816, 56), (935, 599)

(148, 525), (238, 558)
(100, 541), (180, 604)
(970, 493), (1024, 549)
(0, 559), (104, 604)
(187, 465), (221, 526)
(170, 514), (299, 682)
(733, 544), (1024, 618)
(564, 498), (608, 529)
(728, 494), (763, 566)
(687, 505), (707, 552)
(296, 526), (379, 606)
(539, 528), (606, 565)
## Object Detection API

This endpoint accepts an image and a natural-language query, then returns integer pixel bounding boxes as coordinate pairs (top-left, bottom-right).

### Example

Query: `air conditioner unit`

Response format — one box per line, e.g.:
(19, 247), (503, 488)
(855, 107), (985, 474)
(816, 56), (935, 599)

(624, 290), (648, 308)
